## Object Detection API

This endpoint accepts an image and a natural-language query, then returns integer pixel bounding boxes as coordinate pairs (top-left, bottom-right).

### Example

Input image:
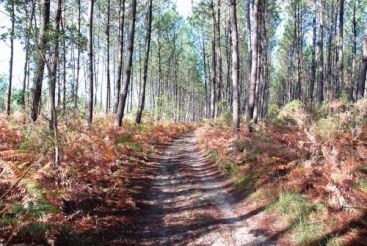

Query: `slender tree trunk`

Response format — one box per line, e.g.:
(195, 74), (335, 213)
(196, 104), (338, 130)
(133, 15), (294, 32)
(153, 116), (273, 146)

(336, 0), (344, 97)
(48, 0), (62, 129)
(106, 0), (111, 113)
(75, 0), (81, 109)
(136, 0), (153, 124)
(230, 0), (239, 136)
(247, 0), (258, 122)
(29, 0), (51, 122)
(216, 0), (222, 116)
(210, 0), (217, 119)
(6, 0), (15, 115)
(326, 0), (335, 100)
(22, 1), (36, 108)
(202, 32), (209, 117)
(318, 0), (324, 104)
(62, 17), (66, 111)
(87, 0), (94, 128)
(114, 0), (126, 113)
(115, 0), (137, 127)
(48, 0), (62, 165)
(359, 37), (367, 98)
(350, 0), (357, 100)
(310, 0), (317, 103)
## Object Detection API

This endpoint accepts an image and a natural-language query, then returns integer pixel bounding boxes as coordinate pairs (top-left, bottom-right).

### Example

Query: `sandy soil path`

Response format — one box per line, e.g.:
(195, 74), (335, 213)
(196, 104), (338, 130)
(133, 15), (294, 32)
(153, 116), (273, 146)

(128, 132), (273, 246)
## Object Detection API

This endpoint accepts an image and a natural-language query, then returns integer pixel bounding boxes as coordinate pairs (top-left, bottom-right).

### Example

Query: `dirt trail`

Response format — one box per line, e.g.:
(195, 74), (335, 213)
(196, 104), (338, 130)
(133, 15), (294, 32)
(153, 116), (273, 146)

(128, 131), (273, 246)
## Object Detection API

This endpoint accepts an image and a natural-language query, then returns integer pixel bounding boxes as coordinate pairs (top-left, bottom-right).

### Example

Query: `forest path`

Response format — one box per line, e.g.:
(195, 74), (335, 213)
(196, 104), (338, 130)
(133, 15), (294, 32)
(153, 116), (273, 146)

(127, 131), (273, 246)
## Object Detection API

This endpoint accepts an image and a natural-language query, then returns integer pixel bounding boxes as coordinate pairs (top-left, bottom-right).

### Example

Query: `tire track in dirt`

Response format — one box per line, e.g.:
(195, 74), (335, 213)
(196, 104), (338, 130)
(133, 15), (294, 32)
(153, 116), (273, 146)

(129, 131), (273, 246)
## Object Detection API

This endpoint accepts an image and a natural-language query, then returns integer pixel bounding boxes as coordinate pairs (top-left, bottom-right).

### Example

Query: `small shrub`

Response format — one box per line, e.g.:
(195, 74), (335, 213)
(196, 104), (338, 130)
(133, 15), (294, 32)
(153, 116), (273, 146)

(316, 115), (342, 138)
(325, 235), (344, 246)
(114, 133), (132, 145)
(214, 112), (232, 127)
(278, 100), (309, 125)
(293, 218), (323, 245)
(221, 159), (239, 177)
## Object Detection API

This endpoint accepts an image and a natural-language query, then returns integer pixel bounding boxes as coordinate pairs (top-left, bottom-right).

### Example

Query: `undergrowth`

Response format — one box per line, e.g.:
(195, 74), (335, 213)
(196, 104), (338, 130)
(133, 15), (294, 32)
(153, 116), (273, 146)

(196, 98), (367, 245)
(0, 112), (195, 244)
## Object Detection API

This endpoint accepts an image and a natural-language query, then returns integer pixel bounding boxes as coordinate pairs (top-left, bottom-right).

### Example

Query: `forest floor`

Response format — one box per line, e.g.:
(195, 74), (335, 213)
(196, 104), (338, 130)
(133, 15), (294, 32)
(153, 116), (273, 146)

(122, 132), (272, 246)
(1, 98), (367, 245)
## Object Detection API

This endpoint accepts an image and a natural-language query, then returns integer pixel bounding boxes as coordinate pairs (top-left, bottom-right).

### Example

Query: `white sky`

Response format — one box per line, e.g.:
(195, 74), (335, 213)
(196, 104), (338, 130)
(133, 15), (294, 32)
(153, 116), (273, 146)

(0, 1), (194, 88)
(176, 0), (193, 17)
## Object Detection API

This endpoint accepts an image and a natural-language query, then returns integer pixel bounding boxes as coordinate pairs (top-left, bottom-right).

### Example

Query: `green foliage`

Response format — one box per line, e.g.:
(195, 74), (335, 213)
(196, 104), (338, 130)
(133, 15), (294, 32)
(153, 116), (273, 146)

(316, 115), (343, 138)
(26, 200), (58, 217)
(353, 178), (367, 192)
(0, 74), (7, 111)
(214, 112), (233, 128)
(127, 141), (143, 152)
(267, 192), (311, 223)
(20, 222), (54, 239)
(17, 125), (57, 153)
(293, 218), (323, 245)
(266, 191), (327, 244)
(21, 179), (45, 199)
(268, 103), (280, 117)
(114, 133), (133, 145)
(221, 159), (239, 177)
(282, 100), (304, 113)
(325, 235), (344, 246)
(206, 149), (219, 162)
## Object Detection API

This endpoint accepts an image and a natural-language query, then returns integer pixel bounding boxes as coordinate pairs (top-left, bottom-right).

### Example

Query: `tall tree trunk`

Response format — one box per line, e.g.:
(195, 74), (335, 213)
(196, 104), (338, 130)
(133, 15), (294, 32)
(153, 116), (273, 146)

(48, 0), (62, 130)
(75, 0), (81, 108)
(229, 0), (239, 136)
(87, 0), (94, 128)
(318, 0), (324, 104)
(350, 0), (357, 100)
(359, 37), (367, 98)
(6, 0), (15, 115)
(114, 0), (126, 113)
(48, 0), (62, 165)
(215, 0), (223, 116)
(310, 0), (317, 103)
(106, 0), (111, 113)
(115, 0), (137, 127)
(326, 0), (335, 101)
(202, 31), (209, 117)
(22, 1), (36, 108)
(336, 0), (344, 97)
(29, 0), (51, 122)
(210, 0), (217, 119)
(136, 0), (153, 124)
(62, 17), (66, 112)
(247, 0), (258, 122)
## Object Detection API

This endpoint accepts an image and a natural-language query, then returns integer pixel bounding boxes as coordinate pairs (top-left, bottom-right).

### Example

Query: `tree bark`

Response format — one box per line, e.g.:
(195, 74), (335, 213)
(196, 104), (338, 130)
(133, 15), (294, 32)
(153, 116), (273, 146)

(48, 0), (62, 130)
(229, 0), (239, 136)
(310, 0), (317, 103)
(318, 0), (324, 104)
(29, 0), (51, 122)
(359, 37), (367, 98)
(136, 0), (153, 124)
(22, 1), (36, 109)
(336, 0), (344, 97)
(247, 0), (258, 122)
(114, 0), (126, 114)
(74, 0), (81, 109)
(106, 0), (111, 113)
(350, 0), (357, 100)
(6, 0), (15, 115)
(115, 0), (137, 127)
(210, 0), (217, 119)
(87, 0), (94, 128)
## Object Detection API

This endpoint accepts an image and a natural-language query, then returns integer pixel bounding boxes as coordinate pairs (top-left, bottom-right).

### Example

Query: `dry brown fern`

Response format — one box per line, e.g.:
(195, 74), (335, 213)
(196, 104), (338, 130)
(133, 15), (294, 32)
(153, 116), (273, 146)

(0, 150), (36, 162)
